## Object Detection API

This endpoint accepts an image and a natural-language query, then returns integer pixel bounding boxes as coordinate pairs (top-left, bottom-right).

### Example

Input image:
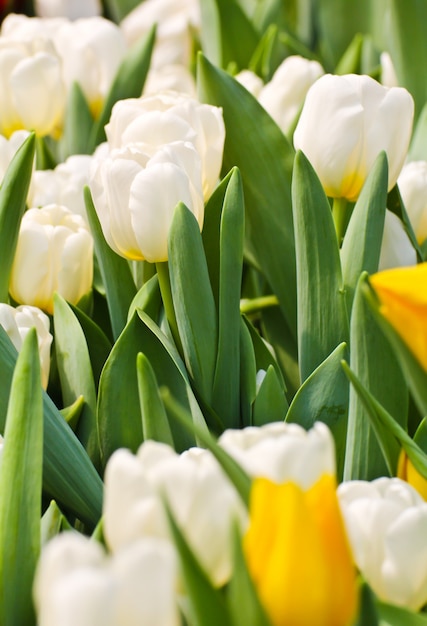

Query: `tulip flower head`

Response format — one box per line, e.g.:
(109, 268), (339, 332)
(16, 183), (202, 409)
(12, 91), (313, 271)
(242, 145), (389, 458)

(244, 474), (358, 626)
(9, 204), (93, 314)
(398, 449), (427, 501)
(294, 74), (414, 201)
(370, 262), (427, 371)
(398, 161), (427, 244)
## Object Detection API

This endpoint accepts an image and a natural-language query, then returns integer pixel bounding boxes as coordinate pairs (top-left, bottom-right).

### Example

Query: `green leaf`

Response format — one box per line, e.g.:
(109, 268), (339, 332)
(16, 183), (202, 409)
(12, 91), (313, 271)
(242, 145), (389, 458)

(353, 582), (379, 626)
(239, 317), (257, 428)
(377, 601), (427, 625)
(54, 294), (100, 469)
(41, 500), (72, 546)
(386, 184), (423, 262)
(341, 152), (388, 309)
(248, 24), (279, 82)
(197, 54), (297, 339)
(200, 0), (260, 70)
(0, 329), (42, 625)
(60, 81), (94, 159)
(408, 102), (427, 162)
(292, 150), (349, 381)
(137, 352), (174, 446)
(0, 326), (102, 527)
(252, 365), (288, 426)
(168, 203), (218, 404)
(103, 0), (141, 21)
(84, 186), (137, 340)
(0, 132), (35, 302)
(127, 273), (162, 324)
(286, 343), (349, 478)
(165, 505), (232, 626)
(334, 33), (364, 75)
(344, 275), (406, 481)
(88, 26), (155, 151)
(211, 168), (244, 428)
(60, 395), (85, 431)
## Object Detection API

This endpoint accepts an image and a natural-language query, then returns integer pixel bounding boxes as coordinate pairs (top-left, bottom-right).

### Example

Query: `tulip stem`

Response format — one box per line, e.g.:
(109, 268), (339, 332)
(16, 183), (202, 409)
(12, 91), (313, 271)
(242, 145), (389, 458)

(156, 262), (183, 355)
(240, 295), (279, 315)
(332, 197), (349, 245)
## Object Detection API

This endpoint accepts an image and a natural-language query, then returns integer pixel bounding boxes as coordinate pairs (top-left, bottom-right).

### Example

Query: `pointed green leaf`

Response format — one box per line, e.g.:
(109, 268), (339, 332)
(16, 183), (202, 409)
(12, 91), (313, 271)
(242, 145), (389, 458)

(239, 317), (257, 428)
(292, 150), (349, 381)
(334, 33), (364, 75)
(41, 500), (72, 546)
(103, 0), (141, 21)
(252, 365), (288, 426)
(377, 601), (427, 625)
(408, 102), (427, 162)
(84, 186), (137, 340)
(127, 273), (161, 324)
(0, 132), (35, 302)
(0, 329), (42, 625)
(60, 395), (85, 431)
(137, 352), (174, 446)
(60, 81), (94, 159)
(353, 582), (379, 626)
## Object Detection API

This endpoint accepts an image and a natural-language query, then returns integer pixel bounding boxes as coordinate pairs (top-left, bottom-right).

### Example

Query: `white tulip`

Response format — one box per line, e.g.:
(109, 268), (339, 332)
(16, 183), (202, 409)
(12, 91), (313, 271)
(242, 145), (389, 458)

(103, 441), (247, 587)
(9, 204), (93, 314)
(144, 64), (196, 97)
(33, 532), (180, 626)
(0, 303), (52, 389)
(338, 477), (427, 610)
(380, 52), (399, 88)
(294, 74), (414, 201)
(0, 129), (30, 181)
(378, 210), (417, 271)
(34, 0), (102, 19)
(106, 92), (225, 200)
(258, 55), (324, 134)
(398, 161), (427, 244)
(234, 70), (264, 98)
(218, 421), (336, 488)
(89, 141), (204, 262)
(120, 0), (200, 69)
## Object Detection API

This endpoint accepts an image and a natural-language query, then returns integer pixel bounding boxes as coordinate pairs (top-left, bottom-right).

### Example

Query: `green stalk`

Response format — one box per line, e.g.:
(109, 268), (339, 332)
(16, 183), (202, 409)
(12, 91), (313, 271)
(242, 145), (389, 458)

(240, 295), (279, 316)
(332, 197), (350, 245)
(156, 261), (183, 355)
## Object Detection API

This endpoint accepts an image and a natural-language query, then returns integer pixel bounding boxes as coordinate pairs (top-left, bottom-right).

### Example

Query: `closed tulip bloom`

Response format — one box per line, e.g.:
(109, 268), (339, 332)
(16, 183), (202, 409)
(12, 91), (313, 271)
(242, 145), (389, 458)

(0, 303), (52, 389)
(105, 92), (225, 200)
(398, 161), (427, 244)
(378, 210), (417, 271)
(294, 74), (414, 201)
(244, 474), (357, 626)
(144, 65), (196, 98)
(235, 70), (264, 98)
(9, 204), (93, 314)
(33, 532), (180, 626)
(89, 142), (204, 262)
(103, 441), (246, 587)
(370, 262), (427, 372)
(34, 0), (102, 19)
(338, 477), (427, 610)
(258, 55), (324, 134)
(218, 421), (335, 487)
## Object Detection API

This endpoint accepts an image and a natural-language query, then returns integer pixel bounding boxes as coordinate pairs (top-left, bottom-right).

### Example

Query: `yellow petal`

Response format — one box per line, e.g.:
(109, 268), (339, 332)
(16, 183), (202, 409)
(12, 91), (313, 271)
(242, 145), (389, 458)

(243, 475), (358, 626)
(397, 449), (427, 501)
(370, 263), (427, 372)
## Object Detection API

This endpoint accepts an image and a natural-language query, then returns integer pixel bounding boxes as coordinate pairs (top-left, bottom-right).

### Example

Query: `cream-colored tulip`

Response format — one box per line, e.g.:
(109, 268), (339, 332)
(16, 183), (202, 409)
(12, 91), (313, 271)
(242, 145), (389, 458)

(105, 92), (225, 200)
(33, 532), (180, 626)
(338, 477), (427, 610)
(0, 303), (52, 389)
(9, 204), (93, 314)
(294, 74), (414, 201)
(144, 65), (196, 97)
(235, 70), (264, 98)
(218, 421), (336, 487)
(103, 441), (247, 587)
(398, 161), (427, 244)
(378, 209), (417, 271)
(89, 141), (204, 262)
(258, 55), (324, 134)
(34, 0), (102, 19)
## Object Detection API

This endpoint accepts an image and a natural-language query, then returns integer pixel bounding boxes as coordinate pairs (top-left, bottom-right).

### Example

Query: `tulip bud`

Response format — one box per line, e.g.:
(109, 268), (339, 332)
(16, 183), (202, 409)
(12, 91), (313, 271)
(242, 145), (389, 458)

(258, 55), (324, 135)
(244, 474), (358, 626)
(370, 262), (427, 372)
(0, 303), (52, 389)
(9, 204), (93, 315)
(89, 141), (204, 262)
(338, 477), (427, 610)
(144, 64), (196, 97)
(398, 161), (427, 244)
(294, 74), (414, 201)
(218, 421), (336, 487)
(378, 210), (417, 271)
(103, 441), (247, 587)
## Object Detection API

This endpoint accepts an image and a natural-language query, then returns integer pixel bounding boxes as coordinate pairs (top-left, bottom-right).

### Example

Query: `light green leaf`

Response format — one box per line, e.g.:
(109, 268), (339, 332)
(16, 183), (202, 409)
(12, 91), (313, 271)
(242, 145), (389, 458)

(127, 273), (161, 324)
(60, 81), (94, 159)
(103, 0), (141, 21)
(137, 352), (174, 446)
(252, 365), (288, 426)
(408, 102), (427, 162)
(239, 318), (257, 428)
(377, 601), (427, 625)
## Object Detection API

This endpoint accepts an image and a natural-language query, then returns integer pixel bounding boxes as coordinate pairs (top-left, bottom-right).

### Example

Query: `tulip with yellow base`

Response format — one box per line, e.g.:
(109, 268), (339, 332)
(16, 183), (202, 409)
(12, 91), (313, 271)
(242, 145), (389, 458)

(243, 474), (358, 626)
(369, 262), (427, 372)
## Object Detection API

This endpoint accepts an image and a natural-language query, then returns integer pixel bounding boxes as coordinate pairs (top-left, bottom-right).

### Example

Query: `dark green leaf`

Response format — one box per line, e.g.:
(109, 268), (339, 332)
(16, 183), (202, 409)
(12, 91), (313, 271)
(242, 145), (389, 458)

(252, 365), (288, 426)
(137, 352), (174, 446)
(60, 81), (94, 159)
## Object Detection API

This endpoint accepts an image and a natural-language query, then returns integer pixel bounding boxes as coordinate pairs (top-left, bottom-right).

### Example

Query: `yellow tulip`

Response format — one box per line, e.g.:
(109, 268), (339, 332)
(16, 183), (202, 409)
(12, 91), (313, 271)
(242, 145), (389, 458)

(243, 474), (358, 626)
(370, 262), (427, 372)
(398, 449), (427, 501)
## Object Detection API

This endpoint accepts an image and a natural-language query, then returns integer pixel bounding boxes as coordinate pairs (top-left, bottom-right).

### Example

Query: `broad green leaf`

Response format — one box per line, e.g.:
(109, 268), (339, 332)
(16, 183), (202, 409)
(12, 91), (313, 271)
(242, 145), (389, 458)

(197, 54), (297, 339)
(0, 132), (35, 302)
(377, 602), (427, 625)
(60, 81), (94, 159)
(254, 0), (313, 48)
(54, 294), (100, 469)
(408, 102), (427, 162)
(353, 582), (379, 626)
(199, 0), (260, 70)
(165, 505), (232, 626)
(137, 352), (174, 446)
(102, 0), (140, 21)
(239, 317), (257, 428)
(127, 273), (161, 324)
(0, 326), (102, 527)
(212, 168), (244, 428)
(41, 500), (72, 546)
(334, 33), (364, 75)
(341, 152), (388, 309)
(0, 329), (42, 625)
(168, 203), (218, 404)
(248, 24), (279, 82)
(60, 395), (85, 431)
(88, 25), (155, 150)
(84, 186), (137, 340)
(286, 343), (349, 478)
(344, 275), (406, 481)
(342, 361), (427, 481)
(292, 150), (349, 381)
(243, 315), (287, 392)
(35, 136), (57, 170)
(252, 365), (288, 426)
